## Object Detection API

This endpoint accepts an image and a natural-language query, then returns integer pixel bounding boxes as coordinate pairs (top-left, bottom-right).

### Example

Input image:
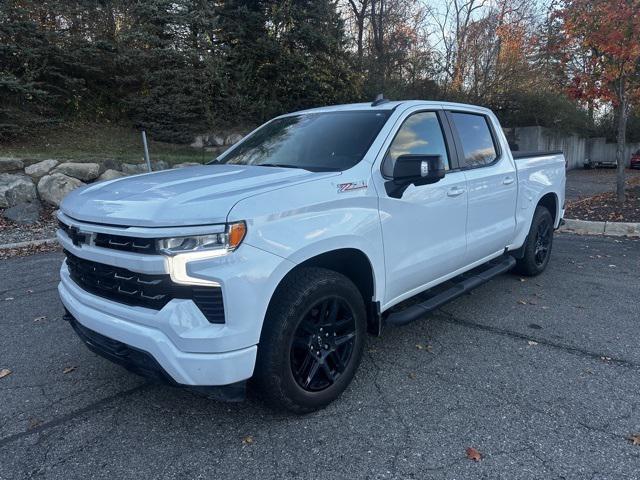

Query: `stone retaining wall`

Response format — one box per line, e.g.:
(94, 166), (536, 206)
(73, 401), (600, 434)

(0, 157), (216, 212)
(0, 130), (246, 221)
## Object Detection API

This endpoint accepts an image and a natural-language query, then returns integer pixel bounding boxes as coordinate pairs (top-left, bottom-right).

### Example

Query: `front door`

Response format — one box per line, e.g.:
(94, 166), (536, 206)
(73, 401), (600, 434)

(375, 109), (468, 307)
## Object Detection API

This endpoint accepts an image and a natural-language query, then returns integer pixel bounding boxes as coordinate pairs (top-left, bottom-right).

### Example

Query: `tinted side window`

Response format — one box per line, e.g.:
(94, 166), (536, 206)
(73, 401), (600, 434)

(450, 113), (497, 167)
(382, 112), (450, 177)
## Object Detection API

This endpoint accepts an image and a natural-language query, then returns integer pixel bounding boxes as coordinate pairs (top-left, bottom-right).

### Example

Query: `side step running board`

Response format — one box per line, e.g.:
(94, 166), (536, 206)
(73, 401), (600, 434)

(385, 255), (516, 327)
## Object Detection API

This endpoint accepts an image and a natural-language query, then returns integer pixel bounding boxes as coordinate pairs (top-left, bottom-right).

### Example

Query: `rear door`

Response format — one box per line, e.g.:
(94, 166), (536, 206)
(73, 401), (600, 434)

(374, 108), (468, 307)
(445, 111), (517, 264)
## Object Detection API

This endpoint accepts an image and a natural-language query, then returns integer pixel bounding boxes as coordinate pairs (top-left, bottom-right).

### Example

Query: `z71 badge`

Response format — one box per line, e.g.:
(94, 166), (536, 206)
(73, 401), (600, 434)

(337, 180), (367, 193)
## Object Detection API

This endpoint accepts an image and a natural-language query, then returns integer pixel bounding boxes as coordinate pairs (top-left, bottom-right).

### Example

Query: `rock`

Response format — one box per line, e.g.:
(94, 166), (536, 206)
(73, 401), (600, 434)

(0, 173), (37, 208)
(100, 159), (122, 173)
(37, 173), (85, 207)
(152, 160), (169, 171)
(172, 162), (202, 169)
(24, 159), (59, 180)
(97, 169), (127, 182)
(209, 134), (226, 147)
(2, 201), (42, 225)
(121, 163), (149, 175)
(191, 135), (205, 148)
(225, 133), (243, 145)
(53, 162), (100, 181)
(0, 157), (24, 173)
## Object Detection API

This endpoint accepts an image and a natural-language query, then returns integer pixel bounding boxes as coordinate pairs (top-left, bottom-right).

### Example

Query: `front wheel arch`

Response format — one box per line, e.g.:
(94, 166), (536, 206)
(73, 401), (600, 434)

(267, 248), (380, 335)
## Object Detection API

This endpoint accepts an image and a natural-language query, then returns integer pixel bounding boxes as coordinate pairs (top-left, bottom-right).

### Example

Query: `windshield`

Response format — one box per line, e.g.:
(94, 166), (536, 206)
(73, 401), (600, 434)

(211, 111), (391, 172)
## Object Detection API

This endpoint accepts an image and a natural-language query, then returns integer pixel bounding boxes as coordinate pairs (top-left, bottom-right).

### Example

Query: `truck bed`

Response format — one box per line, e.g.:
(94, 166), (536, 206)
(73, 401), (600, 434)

(512, 150), (563, 159)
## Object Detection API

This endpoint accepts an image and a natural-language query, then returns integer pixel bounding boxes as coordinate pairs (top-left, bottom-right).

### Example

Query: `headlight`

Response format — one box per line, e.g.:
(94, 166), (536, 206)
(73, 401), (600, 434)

(161, 222), (246, 286)
(157, 222), (246, 256)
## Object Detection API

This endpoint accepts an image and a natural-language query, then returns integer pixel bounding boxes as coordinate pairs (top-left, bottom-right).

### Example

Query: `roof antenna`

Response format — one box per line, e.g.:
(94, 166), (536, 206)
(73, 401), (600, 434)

(371, 93), (390, 107)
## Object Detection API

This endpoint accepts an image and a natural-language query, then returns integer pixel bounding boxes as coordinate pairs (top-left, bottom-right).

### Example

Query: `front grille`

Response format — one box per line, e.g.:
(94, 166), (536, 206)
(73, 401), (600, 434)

(94, 232), (156, 253)
(59, 220), (157, 254)
(64, 250), (224, 323)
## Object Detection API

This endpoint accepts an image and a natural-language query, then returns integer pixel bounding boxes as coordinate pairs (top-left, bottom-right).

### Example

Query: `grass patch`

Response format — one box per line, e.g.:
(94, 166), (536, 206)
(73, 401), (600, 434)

(0, 122), (217, 166)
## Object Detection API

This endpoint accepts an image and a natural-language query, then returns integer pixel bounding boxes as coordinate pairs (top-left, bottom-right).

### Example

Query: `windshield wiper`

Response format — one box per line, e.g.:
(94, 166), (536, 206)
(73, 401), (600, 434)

(257, 163), (340, 172)
(257, 163), (309, 170)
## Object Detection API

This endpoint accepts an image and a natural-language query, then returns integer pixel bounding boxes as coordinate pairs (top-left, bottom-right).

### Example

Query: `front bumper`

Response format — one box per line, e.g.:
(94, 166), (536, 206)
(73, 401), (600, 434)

(63, 311), (246, 400)
(59, 271), (257, 386)
(56, 213), (297, 387)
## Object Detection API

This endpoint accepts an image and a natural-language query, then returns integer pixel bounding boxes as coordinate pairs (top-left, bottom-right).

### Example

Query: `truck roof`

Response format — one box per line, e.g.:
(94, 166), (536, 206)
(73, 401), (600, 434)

(290, 100), (493, 115)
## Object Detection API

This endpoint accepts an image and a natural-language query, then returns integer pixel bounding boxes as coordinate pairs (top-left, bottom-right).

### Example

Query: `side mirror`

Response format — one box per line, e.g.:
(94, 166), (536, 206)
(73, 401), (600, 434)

(385, 154), (446, 198)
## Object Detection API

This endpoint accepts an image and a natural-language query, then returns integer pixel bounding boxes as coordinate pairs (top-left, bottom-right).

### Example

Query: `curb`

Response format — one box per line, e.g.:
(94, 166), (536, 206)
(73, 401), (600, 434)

(0, 237), (58, 251)
(559, 219), (640, 237)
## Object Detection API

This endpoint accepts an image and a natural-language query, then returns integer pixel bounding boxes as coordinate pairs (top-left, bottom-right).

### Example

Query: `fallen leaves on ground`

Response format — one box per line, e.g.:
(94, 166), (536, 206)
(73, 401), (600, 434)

(0, 368), (12, 379)
(0, 243), (60, 260)
(0, 205), (58, 247)
(465, 447), (483, 461)
(241, 435), (254, 445)
(627, 434), (640, 446)
(565, 184), (640, 222)
(62, 366), (77, 374)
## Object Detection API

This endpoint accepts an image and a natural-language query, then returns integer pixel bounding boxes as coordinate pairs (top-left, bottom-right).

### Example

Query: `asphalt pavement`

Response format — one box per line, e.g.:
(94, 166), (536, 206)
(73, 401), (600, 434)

(565, 168), (640, 201)
(1, 233), (639, 479)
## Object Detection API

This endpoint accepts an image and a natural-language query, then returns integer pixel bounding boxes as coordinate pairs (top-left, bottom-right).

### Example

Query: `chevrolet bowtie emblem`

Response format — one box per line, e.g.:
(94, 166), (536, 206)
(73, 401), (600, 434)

(68, 226), (87, 247)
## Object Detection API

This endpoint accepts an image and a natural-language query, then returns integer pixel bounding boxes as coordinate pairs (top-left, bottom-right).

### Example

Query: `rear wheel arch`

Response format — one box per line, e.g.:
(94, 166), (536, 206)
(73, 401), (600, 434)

(537, 192), (558, 225)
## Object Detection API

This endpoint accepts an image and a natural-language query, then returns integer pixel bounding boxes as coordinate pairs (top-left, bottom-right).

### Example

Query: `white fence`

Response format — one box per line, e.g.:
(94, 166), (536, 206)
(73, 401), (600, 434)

(503, 126), (640, 170)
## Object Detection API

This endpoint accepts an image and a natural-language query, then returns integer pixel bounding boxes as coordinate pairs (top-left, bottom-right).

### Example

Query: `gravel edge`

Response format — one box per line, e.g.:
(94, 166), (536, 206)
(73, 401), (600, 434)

(0, 237), (58, 250)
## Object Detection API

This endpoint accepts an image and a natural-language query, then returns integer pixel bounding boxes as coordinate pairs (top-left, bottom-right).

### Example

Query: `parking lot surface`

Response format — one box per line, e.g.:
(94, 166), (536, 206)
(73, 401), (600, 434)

(1, 233), (639, 479)
(565, 168), (640, 201)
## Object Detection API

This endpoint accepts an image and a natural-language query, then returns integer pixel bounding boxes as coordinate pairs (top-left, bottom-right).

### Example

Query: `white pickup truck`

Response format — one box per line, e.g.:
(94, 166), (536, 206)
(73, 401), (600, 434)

(57, 99), (565, 412)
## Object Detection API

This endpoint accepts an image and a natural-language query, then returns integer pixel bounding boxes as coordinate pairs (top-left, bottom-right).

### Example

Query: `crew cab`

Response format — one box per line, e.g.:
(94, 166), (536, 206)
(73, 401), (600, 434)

(57, 100), (566, 412)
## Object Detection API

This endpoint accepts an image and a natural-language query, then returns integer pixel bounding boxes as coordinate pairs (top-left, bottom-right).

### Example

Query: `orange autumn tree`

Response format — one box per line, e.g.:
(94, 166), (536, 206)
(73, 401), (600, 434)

(558, 0), (640, 202)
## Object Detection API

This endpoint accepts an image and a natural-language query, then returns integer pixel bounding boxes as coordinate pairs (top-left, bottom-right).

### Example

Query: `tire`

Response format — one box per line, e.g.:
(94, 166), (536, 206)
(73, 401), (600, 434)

(252, 267), (366, 413)
(514, 205), (554, 276)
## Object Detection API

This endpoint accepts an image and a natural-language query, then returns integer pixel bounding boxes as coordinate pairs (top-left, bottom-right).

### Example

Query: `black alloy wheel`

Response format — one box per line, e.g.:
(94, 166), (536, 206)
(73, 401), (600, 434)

(514, 205), (554, 276)
(290, 297), (356, 392)
(253, 267), (366, 413)
(534, 218), (552, 267)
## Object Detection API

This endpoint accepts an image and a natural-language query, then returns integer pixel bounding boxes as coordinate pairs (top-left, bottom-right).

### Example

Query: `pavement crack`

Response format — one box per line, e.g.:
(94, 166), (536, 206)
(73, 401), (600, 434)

(0, 383), (148, 449)
(365, 350), (412, 476)
(435, 309), (640, 370)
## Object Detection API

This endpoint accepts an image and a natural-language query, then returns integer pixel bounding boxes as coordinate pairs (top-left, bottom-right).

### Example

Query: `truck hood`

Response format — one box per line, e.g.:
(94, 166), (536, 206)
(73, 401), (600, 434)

(60, 164), (338, 227)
